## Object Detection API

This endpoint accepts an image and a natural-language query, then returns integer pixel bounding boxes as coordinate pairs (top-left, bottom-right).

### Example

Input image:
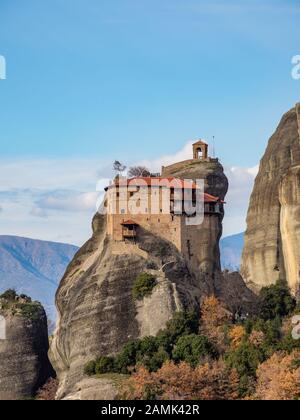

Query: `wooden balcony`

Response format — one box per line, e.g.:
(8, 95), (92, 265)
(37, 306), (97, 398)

(122, 228), (137, 238)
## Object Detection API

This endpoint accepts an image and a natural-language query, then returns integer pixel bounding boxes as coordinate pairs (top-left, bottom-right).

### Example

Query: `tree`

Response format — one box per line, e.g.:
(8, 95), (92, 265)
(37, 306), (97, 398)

(132, 273), (157, 301)
(226, 340), (264, 379)
(120, 360), (240, 400)
(254, 351), (300, 400)
(113, 160), (126, 174)
(128, 166), (151, 178)
(200, 296), (232, 353)
(229, 325), (246, 349)
(172, 334), (218, 367)
(259, 281), (296, 321)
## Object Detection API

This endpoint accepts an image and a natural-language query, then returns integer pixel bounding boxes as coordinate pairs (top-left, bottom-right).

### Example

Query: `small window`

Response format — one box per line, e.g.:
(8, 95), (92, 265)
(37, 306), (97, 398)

(121, 209), (125, 214)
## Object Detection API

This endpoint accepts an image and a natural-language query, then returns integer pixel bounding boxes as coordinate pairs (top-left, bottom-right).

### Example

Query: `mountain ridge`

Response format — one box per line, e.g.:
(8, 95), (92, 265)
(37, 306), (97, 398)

(0, 235), (79, 322)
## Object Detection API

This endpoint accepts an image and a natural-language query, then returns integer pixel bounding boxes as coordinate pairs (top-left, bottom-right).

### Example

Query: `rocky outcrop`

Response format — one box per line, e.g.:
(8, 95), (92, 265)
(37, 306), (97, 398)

(50, 214), (255, 399)
(0, 293), (53, 400)
(162, 158), (228, 201)
(241, 103), (300, 295)
(50, 154), (257, 400)
(50, 213), (204, 399)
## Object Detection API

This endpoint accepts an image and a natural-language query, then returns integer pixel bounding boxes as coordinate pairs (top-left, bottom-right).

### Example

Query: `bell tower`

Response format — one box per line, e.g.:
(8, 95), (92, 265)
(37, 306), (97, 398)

(193, 140), (208, 160)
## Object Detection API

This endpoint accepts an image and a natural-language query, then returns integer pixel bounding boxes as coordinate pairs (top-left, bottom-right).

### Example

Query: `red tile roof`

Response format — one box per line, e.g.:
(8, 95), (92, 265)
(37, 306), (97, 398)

(105, 177), (224, 203)
(121, 219), (139, 226)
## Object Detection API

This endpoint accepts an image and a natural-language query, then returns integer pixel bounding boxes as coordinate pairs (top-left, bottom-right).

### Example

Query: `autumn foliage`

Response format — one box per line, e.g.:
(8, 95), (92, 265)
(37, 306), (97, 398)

(255, 351), (300, 400)
(121, 361), (239, 400)
(91, 285), (300, 401)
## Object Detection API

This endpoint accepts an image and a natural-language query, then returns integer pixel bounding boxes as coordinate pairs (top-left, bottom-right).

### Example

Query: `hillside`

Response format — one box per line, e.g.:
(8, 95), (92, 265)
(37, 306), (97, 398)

(0, 236), (78, 322)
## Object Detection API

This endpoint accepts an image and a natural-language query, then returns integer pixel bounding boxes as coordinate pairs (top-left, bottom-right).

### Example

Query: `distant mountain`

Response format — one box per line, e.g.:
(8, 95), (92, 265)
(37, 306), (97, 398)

(220, 233), (244, 271)
(0, 236), (78, 322)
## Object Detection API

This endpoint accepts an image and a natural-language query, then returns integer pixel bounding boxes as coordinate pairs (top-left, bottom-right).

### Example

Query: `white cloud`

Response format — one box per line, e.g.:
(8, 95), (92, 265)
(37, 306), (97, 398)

(0, 159), (112, 245)
(223, 165), (258, 236)
(36, 190), (100, 212)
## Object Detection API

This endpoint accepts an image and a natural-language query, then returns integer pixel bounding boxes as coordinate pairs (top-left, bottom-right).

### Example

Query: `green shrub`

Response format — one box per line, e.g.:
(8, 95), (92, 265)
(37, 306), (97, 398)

(132, 273), (157, 300)
(156, 311), (200, 353)
(259, 281), (296, 321)
(16, 302), (43, 320)
(225, 340), (264, 378)
(115, 340), (140, 373)
(95, 356), (116, 374)
(84, 311), (200, 376)
(0, 289), (17, 301)
(172, 334), (218, 367)
(84, 360), (96, 376)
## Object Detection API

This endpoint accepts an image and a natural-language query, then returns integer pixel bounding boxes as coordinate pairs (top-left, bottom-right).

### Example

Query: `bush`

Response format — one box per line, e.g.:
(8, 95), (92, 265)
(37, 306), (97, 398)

(84, 360), (96, 376)
(259, 281), (296, 321)
(16, 302), (43, 320)
(84, 311), (200, 376)
(225, 340), (264, 379)
(132, 273), (157, 300)
(0, 289), (17, 301)
(172, 334), (218, 367)
(115, 340), (140, 373)
(95, 356), (116, 374)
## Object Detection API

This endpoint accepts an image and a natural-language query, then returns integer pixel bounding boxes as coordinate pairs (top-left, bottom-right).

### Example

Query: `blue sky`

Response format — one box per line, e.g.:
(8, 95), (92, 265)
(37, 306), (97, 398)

(0, 0), (299, 244)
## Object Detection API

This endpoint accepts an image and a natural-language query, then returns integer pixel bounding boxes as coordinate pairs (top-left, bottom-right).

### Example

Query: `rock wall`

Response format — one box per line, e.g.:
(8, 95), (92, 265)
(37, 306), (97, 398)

(279, 165), (300, 296)
(49, 213), (204, 399)
(0, 302), (53, 400)
(241, 103), (300, 295)
(50, 212), (255, 400)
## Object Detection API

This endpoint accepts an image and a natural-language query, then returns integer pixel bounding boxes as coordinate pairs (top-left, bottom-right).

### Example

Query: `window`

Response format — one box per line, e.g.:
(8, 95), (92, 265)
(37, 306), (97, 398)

(121, 209), (125, 214)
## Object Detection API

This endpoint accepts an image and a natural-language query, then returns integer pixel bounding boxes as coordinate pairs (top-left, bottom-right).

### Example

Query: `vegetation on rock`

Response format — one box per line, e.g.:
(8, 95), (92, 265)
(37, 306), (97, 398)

(258, 281), (296, 321)
(132, 273), (157, 301)
(0, 289), (44, 320)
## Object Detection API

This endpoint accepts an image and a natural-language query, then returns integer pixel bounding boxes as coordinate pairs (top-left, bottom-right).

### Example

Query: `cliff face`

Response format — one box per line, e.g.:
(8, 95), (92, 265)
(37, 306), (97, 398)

(279, 165), (300, 296)
(0, 296), (53, 400)
(241, 104), (300, 295)
(50, 213), (205, 399)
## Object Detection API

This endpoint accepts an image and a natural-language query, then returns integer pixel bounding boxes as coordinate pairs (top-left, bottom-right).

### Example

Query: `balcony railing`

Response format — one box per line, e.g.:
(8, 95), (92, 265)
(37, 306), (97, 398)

(122, 228), (137, 238)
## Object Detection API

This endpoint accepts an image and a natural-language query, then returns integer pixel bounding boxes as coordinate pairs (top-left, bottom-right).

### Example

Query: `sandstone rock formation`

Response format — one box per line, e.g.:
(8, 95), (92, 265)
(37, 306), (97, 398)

(279, 165), (300, 296)
(49, 150), (258, 399)
(162, 158), (228, 201)
(0, 292), (53, 400)
(241, 103), (300, 296)
(50, 213), (204, 399)
(50, 215), (255, 399)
